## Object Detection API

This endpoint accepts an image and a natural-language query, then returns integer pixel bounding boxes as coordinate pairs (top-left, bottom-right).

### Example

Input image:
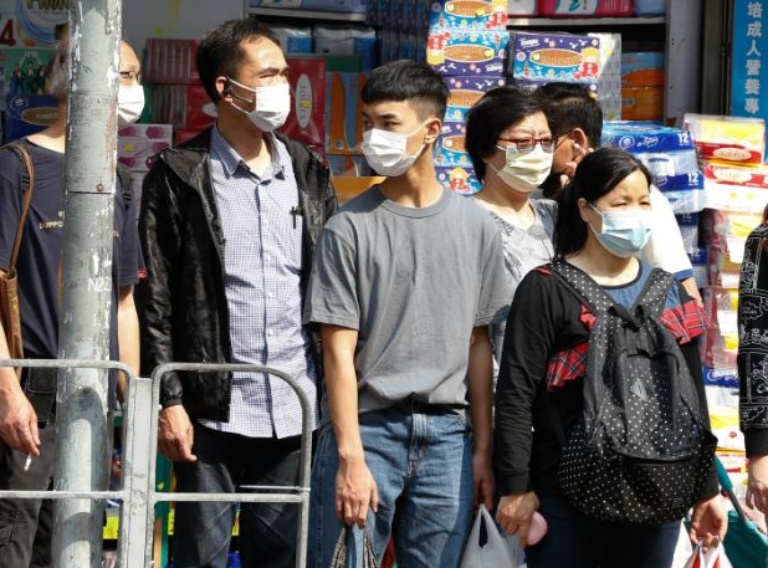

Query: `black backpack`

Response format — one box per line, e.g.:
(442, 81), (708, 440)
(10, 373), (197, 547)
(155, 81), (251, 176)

(548, 261), (717, 525)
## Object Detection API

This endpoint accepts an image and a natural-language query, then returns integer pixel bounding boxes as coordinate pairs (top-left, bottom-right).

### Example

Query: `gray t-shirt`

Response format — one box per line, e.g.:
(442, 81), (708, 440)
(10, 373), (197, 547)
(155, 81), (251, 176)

(481, 198), (557, 368)
(304, 186), (510, 416)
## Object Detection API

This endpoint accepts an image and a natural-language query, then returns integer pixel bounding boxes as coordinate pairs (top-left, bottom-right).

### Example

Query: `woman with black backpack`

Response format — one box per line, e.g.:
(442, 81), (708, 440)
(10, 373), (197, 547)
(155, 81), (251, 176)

(494, 148), (727, 567)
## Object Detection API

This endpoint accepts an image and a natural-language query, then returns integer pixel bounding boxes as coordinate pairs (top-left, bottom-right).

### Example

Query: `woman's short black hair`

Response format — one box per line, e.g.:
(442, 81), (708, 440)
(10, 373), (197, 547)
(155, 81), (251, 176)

(554, 148), (653, 258)
(464, 86), (545, 182)
(196, 17), (280, 103)
(361, 60), (449, 121)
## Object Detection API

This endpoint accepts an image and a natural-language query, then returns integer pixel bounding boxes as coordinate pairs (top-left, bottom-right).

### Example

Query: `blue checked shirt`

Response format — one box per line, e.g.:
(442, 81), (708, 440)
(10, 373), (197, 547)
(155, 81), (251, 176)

(199, 126), (318, 438)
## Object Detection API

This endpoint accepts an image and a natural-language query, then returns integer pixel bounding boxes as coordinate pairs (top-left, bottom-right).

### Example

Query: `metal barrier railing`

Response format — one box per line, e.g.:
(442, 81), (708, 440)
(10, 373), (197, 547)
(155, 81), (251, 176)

(0, 358), (146, 566)
(145, 363), (313, 568)
(0, 359), (313, 568)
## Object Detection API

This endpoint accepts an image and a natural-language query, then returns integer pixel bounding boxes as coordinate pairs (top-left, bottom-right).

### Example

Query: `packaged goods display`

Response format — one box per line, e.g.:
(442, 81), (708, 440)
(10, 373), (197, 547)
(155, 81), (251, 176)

(602, 121), (706, 213)
(313, 26), (378, 72)
(436, 165), (482, 194)
(683, 113), (766, 166)
(283, 57), (327, 150)
(271, 26), (313, 54)
(427, 28), (508, 76)
(538, 0), (634, 17)
(427, 0), (508, 30)
(443, 75), (506, 123)
(143, 39), (200, 85)
(509, 32), (602, 84)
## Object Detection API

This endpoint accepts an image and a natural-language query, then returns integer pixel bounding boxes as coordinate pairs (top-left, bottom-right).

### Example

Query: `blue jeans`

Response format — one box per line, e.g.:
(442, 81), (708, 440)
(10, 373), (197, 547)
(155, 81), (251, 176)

(172, 423), (303, 568)
(308, 406), (474, 568)
(525, 497), (681, 568)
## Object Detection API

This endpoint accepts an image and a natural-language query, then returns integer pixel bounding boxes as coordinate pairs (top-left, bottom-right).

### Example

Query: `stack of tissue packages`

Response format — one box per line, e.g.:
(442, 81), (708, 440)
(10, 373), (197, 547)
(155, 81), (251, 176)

(682, 114), (767, 396)
(684, 114), (768, 212)
(425, 0), (509, 195)
(508, 31), (622, 120)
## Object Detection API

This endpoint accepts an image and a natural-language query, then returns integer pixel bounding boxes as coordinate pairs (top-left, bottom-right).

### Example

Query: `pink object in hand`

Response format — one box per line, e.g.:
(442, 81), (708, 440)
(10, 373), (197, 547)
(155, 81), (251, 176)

(528, 512), (548, 545)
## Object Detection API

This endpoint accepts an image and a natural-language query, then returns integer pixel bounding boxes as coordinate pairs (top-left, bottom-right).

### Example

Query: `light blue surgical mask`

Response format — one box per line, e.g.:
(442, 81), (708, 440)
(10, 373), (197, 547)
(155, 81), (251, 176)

(589, 204), (653, 258)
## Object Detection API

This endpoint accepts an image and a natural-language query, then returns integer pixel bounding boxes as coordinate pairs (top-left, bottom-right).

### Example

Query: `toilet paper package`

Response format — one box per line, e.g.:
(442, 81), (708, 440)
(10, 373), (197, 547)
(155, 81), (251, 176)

(602, 122), (705, 213)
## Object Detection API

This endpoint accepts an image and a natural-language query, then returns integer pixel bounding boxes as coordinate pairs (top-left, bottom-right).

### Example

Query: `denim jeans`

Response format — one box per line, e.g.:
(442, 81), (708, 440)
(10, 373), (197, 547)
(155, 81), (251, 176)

(172, 423), (303, 568)
(525, 497), (681, 568)
(307, 405), (474, 568)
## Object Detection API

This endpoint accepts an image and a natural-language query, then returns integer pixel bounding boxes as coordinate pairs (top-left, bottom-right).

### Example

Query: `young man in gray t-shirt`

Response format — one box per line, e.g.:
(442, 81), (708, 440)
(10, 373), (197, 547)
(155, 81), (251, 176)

(304, 60), (511, 568)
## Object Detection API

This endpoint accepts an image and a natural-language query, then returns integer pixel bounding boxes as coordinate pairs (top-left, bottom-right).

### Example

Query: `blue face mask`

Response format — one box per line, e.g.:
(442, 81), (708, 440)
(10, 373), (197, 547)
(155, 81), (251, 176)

(589, 204), (653, 258)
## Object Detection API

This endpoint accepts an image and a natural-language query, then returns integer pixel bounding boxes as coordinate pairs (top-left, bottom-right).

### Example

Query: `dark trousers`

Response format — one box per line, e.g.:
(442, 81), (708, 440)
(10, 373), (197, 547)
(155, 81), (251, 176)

(525, 497), (681, 568)
(0, 426), (57, 568)
(173, 422), (304, 568)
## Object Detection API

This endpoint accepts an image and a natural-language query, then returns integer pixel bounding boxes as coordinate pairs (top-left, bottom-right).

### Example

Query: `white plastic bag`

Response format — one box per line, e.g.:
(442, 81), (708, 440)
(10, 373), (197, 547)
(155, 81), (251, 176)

(682, 539), (734, 568)
(459, 505), (517, 568)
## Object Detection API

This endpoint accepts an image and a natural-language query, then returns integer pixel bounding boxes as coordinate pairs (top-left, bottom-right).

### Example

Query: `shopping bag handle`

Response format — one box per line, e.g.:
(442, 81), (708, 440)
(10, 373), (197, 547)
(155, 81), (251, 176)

(715, 456), (748, 523)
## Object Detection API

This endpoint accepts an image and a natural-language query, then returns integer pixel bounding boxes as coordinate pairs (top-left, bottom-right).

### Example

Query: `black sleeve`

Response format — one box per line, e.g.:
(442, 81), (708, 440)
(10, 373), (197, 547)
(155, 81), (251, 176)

(738, 226), (768, 457)
(495, 270), (563, 495)
(134, 159), (183, 407)
(680, 338), (720, 499)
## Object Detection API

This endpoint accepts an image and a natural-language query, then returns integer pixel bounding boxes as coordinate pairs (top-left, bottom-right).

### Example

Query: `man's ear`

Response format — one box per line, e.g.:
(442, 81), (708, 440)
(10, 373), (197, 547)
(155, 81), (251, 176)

(216, 77), (231, 100)
(572, 127), (589, 149)
(424, 118), (442, 145)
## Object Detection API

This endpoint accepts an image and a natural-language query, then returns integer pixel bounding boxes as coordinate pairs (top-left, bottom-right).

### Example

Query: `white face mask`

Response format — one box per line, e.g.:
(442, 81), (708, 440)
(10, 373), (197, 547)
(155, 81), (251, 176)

(362, 125), (426, 177)
(490, 144), (553, 194)
(227, 78), (291, 132)
(117, 85), (145, 130)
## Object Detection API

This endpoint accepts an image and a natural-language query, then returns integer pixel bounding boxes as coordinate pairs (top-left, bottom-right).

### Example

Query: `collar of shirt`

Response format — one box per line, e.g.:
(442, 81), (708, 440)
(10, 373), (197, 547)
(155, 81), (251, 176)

(210, 124), (286, 182)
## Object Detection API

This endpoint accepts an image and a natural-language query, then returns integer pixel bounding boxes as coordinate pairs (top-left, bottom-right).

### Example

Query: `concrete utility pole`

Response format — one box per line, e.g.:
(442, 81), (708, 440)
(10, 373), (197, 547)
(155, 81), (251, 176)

(53, 0), (121, 566)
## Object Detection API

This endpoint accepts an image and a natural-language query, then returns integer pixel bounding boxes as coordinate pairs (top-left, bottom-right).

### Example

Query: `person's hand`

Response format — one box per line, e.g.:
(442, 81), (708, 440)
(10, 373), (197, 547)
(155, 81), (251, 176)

(335, 456), (379, 527)
(496, 492), (540, 547)
(0, 379), (39, 455)
(689, 494), (728, 547)
(681, 277), (703, 308)
(747, 455), (768, 513)
(559, 143), (594, 188)
(158, 405), (197, 462)
(473, 448), (494, 511)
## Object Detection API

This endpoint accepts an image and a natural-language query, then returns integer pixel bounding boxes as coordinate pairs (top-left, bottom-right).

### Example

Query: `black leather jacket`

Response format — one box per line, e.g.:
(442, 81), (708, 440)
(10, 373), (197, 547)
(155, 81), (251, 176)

(135, 129), (336, 421)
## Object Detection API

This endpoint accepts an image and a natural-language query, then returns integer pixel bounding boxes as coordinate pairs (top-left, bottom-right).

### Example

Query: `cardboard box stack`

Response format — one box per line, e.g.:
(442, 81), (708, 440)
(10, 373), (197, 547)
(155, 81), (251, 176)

(426, 0), (509, 195)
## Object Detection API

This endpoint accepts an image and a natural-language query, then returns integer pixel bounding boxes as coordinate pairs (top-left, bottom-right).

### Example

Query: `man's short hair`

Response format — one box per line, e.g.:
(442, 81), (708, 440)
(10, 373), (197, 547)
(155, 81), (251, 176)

(538, 82), (603, 146)
(197, 17), (280, 103)
(464, 85), (544, 182)
(361, 60), (449, 121)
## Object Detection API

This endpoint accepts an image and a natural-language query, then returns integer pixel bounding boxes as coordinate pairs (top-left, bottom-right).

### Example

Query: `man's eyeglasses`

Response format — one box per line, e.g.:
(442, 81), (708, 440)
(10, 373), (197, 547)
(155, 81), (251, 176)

(119, 70), (141, 82)
(498, 137), (555, 154)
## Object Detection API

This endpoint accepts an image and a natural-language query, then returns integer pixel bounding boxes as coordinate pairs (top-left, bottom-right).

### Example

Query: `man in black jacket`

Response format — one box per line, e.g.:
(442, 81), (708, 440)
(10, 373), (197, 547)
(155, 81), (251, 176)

(136, 17), (336, 568)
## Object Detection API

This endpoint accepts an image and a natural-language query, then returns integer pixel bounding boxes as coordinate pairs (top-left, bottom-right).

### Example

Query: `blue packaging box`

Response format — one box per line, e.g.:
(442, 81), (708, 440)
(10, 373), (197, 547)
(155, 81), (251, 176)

(602, 121), (696, 153)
